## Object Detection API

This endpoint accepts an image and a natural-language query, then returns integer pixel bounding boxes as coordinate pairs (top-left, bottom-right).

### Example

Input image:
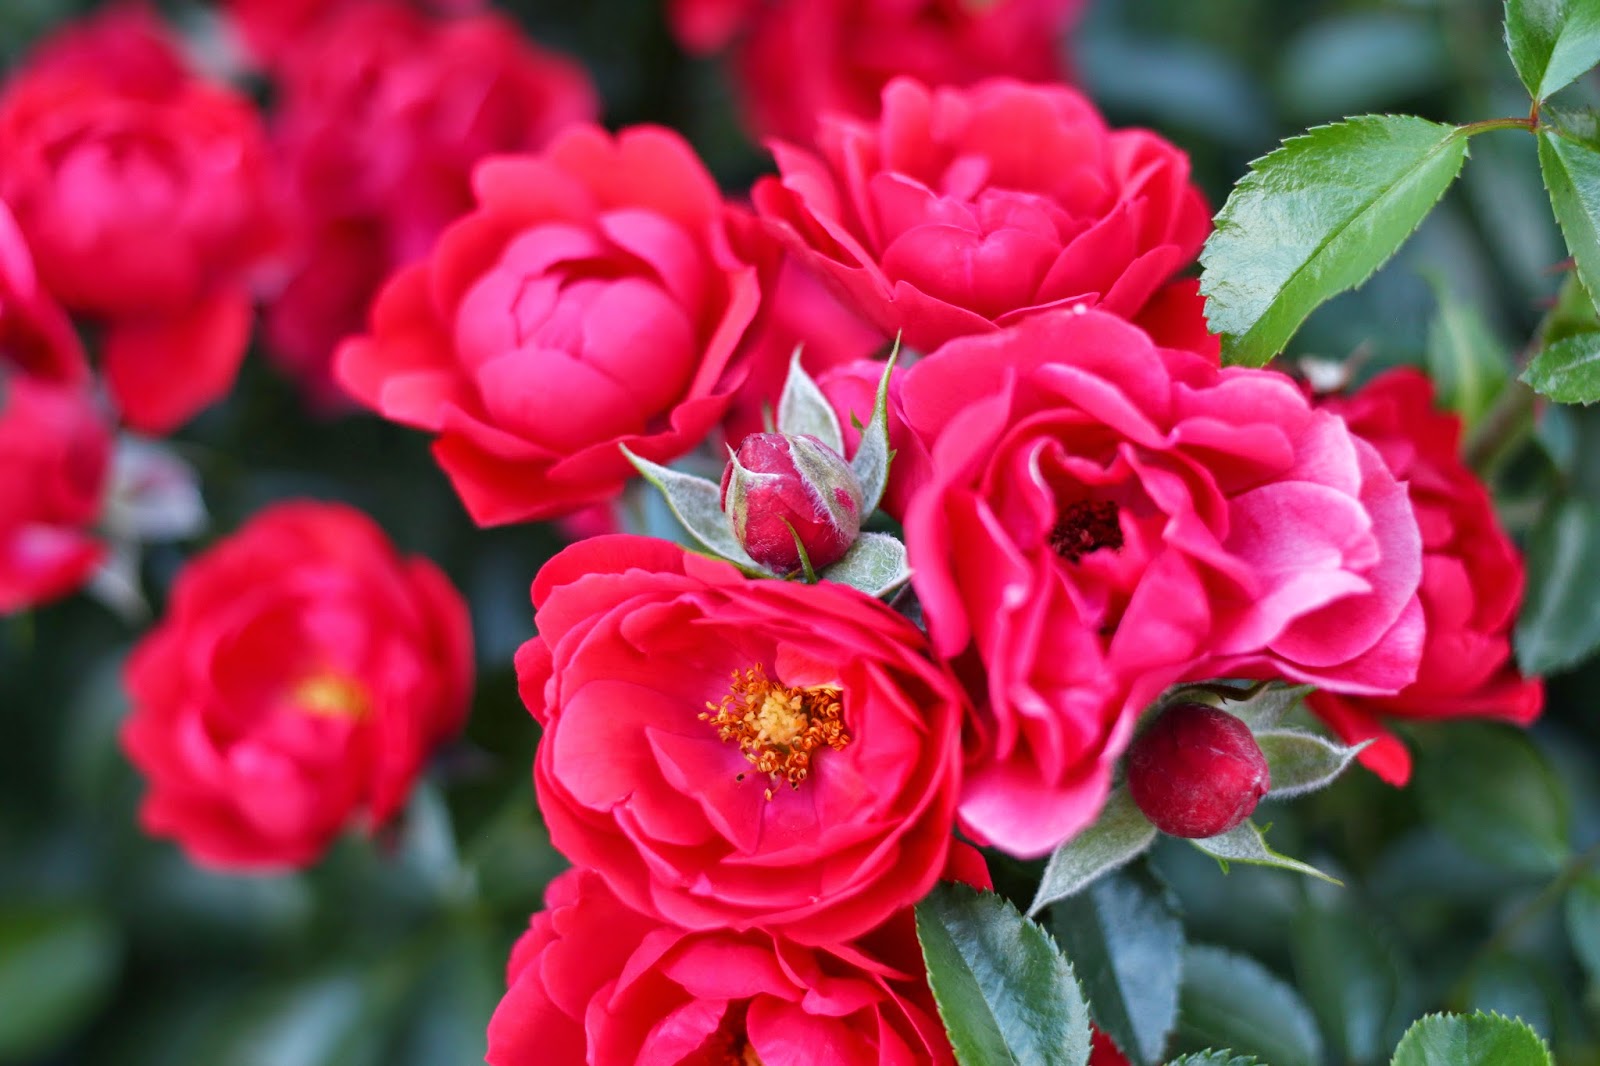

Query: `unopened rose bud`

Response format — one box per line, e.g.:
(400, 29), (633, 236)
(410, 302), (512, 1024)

(1126, 703), (1271, 838)
(721, 432), (864, 574)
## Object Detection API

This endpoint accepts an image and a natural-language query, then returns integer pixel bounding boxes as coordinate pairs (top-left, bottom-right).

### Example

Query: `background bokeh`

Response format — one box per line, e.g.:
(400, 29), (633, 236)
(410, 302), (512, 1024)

(2, 0), (1599, 1063)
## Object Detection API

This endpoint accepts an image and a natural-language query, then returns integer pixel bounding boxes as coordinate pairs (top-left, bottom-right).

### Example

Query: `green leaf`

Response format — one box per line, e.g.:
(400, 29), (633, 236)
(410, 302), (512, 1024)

(1029, 788), (1158, 915)
(1166, 1055), (1265, 1066)
(1051, 872), (1183, 1066)
(1415, 724), (1571, 875)
(1257, 730), (1371, 799)
(1177, 945), (1324, 1066)
(1522, 331), (1600, 402)
(776, 347), (844, 453)
(1200, 115), (1470, 367)
(849, 346), (899, 515)
(1539, 128), (1600, 309)
(916, 883), (1093, 1066)
(1390, 1011), (1554, 1065)
(620, 445), (762, 572)
(1518, 497), (1600, 674)
(818, 532), (910, 597)
(1189, 821), (1342, 885)
(1566, 874), (1600, 983)
(1505, 0), (1600, 101)
(1290, 903), (1406, 1063)
(1425, 280), (1511, 426)
(0, 904), (121, 1059)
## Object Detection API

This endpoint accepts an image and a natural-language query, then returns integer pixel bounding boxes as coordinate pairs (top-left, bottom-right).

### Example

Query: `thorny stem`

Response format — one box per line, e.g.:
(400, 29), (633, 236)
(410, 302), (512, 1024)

(1446, 838), (1600, 1011)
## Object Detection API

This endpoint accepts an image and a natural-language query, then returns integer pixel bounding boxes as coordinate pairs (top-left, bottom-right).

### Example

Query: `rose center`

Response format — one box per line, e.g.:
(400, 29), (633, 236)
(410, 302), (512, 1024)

(701, 664), (849, 797)
(291, 671), (371, 720)
(701, 1004), (765, 1066)
(1049, 500), (1123, 563)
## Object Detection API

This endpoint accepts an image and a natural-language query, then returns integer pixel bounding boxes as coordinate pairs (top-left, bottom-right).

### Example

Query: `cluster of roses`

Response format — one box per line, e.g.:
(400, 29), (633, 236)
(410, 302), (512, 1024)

(0, 0), (1548, 1063)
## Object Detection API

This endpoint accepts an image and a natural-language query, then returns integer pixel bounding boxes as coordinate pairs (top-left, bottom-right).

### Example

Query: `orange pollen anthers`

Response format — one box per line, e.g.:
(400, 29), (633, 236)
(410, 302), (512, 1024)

(701, 663), (849, 795)
(291, 671), (371, 720)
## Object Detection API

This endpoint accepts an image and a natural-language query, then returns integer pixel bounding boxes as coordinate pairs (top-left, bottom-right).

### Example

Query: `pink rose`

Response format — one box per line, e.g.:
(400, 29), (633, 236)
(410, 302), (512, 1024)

(338, 125), (761, 524)
(754, 77), (1211, 353)
(1308, 368), (1544, 784)
(517, 535), (966, 943)
(899, 310), (1424, 855)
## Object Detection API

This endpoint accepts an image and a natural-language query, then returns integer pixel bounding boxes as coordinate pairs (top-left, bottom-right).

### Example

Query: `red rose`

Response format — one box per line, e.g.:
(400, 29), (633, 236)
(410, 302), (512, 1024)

(1308, 369), (1544, 784)
(517, 535), (966, 943)
(899, 310), (1424, 855)
(222, 0), (487, 70)
(0, 374), (111, 613)
(262, 0), (598, 407)
(488, 853), (989, 1066)
(120, 502), (472, 869)
(754, 77), (1210, 353)
(0, 6), (280, 433)
(338, 125), (762, 524)
(0, 198), (87, 386)
(672, 0), (1084, 145)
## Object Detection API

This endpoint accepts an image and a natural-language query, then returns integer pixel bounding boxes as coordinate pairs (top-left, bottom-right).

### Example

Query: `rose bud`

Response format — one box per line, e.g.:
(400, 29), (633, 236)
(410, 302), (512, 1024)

(1126, 702), (1271, 838)
(720, 431), (864, 573)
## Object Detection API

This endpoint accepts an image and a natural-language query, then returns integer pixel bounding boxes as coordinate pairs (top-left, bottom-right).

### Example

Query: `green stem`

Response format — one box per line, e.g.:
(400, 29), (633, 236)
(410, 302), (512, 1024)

(1463, 379), (1537, 474)
(1457, 115), (1539, 137)
(1446, 839), (1600, 1010)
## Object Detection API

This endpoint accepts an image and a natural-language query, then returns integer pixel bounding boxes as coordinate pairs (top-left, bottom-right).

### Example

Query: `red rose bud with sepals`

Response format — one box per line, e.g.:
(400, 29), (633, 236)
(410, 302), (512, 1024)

(721, 431), (864, 573)
(1127, 702), (1270, 838)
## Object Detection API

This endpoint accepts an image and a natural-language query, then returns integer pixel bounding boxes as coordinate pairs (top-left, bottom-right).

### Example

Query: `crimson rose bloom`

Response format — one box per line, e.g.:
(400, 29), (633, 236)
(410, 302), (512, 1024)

(263, 0), (598, 407)
(0, 374), (111, 613)
(223, 0), (486, 70)
(1308, 369), (1544, 784)
(670, 0), (1083, 145)
(899, 310), (1424, 856)
(121, 502), (472, 869)
(338, 125), (761, 524)
(517, 535), (966, 943)
(0, 6), (279, 433)
(754, 77), (1211, 353)
(0, 198), (87, 386)
(487, 852), (989, 1065)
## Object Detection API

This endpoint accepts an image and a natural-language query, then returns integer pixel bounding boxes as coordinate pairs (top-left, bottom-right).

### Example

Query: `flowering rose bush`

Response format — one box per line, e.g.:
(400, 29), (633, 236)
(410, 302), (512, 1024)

(899, 309), (1424, 854)
(670, 0), (1084, 145)
(4, 3), (1593, 1064)
(120, 501), (472, 869)
(338, 124), (761, 524)
(261, 0), (598, 406)
(0, 5), (279, 433)
(1306, 368), (1545, 784)
(754, 77), (1211, 352)
(517, 534), (966, 943)
(486, 858), (984, 1065)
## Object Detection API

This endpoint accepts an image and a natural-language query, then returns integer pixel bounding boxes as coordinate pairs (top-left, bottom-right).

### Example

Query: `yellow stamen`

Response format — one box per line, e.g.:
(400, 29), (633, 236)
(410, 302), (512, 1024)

(701, 664), (849, 794)
(292, 672), (370, 720)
